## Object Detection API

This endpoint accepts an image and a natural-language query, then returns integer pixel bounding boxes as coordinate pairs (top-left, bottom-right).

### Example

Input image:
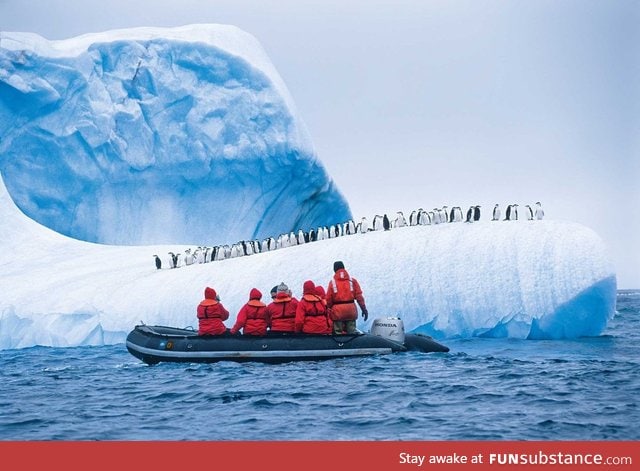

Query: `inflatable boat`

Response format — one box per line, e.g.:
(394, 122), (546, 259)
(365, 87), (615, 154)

(126, 318), (449, 364)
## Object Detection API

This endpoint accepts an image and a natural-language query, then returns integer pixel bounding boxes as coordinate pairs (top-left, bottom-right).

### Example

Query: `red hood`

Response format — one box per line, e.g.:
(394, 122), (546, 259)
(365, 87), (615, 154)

(314, 285), (326, 298)
(303, 280), (316, 295)
(204, 287), (217, 300)
(249, 288), (262, 300)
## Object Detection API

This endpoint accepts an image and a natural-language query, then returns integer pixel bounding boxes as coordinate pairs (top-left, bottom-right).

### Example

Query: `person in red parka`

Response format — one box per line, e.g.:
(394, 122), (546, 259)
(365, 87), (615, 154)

(266, 282), (298, 333)
(326, 261), (368, 335)
(197, 287), (229, 335)
(295, 280), (331, 334)
(230, 288), (269, 335)
(315, 284), (333, 333)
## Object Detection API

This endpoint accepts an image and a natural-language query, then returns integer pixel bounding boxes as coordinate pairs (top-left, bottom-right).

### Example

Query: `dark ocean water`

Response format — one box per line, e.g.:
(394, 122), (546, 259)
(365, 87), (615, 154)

(1, 291), (638, 441)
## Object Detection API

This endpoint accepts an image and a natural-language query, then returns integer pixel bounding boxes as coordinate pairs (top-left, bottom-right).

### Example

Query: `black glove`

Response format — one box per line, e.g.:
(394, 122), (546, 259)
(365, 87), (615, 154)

(362, 308), (368, 322)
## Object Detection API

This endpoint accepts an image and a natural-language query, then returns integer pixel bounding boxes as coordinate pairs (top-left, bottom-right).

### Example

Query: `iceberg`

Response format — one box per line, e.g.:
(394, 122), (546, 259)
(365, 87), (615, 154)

(0, 171), (616, 350)
(0, 25), (617, 350)
(0, 25), (351, 245)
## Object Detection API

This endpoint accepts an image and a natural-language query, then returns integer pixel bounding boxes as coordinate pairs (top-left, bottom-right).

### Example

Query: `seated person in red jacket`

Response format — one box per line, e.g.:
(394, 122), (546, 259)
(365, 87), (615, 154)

(197, 287), (229, 335)
(230, 288), (269, 335)
(266, 282), (298, 333)
(295, 280), (332, 334)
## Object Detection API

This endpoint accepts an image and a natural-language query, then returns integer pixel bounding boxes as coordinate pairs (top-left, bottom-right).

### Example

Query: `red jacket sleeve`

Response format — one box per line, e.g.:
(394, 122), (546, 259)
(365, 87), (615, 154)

(220, 304), (230, 321)
(352, 278), (366, 311)
(230, 305), (246, 334)
(325, 281), (334, 308)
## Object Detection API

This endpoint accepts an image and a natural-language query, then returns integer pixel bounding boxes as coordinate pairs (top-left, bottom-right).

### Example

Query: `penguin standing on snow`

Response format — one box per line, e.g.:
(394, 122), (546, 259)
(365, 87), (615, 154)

(492, 204), (500, 221)
(383, 214), (391, 231)
(395, 211), (407, 228)
(153, 255), (161, 270)
(359, 217), (369, 233)
(525, 205), (534, 220)
(372, 215), (383, 231)
(449, 207), (463, 222)
(473, 205), (481, 222)
(409, 210), (417, 226)
(535, 201), (545, 220)
(504, 204), (519, 221)
(465, 206), (475, 223)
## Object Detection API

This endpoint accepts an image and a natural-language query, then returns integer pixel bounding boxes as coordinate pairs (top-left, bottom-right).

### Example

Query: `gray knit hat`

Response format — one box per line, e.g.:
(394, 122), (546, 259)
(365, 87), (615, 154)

(277, 282), (289, 293)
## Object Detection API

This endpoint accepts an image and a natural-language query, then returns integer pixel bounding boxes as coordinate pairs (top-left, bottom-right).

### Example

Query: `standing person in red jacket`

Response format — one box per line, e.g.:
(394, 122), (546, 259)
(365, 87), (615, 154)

(295, 280), (331, 334)
(326, 261), (368, 335)
(230, 288), (269, 336)
(266, 282), (298, 333)
(197, 287), (229, 335)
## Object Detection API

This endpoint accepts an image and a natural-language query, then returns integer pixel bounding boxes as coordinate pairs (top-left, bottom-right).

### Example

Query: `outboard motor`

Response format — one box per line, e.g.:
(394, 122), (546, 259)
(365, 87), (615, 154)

(370, 317), (405, 344)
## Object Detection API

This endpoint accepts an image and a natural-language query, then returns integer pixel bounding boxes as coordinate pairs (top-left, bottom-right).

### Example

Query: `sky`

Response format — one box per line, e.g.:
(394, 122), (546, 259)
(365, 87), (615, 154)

(1, 0), (638, 287)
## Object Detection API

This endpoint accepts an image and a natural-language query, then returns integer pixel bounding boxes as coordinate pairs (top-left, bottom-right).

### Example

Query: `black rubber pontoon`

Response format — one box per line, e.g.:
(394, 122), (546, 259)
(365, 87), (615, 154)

(126, 325), (449, 364)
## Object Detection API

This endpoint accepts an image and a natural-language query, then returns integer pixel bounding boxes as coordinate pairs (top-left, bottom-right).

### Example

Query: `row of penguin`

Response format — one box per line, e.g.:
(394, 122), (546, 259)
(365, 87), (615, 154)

(153, 202), (544, 270)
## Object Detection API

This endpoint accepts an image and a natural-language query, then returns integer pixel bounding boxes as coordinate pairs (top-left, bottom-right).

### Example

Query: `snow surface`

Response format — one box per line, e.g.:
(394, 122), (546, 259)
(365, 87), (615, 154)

(0, 172), (616, 350)
(0, 25), (350, 245)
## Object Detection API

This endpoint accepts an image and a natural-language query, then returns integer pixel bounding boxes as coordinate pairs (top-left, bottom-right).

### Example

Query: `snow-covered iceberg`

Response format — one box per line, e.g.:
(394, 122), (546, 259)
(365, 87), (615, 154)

(0, 171), (616, 350)
(0, 25), (350, 245)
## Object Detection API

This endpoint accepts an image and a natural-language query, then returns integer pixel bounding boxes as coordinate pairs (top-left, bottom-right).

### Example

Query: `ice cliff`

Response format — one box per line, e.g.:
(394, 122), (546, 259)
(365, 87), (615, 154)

(0, 25), (351, 245)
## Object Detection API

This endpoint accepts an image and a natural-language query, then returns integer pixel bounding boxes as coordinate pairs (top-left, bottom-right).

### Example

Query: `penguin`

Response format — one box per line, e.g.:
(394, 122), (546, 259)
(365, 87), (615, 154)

(473, 205), (481, 222)
(409, 210), (418, 226)
(442, 206), (450, 223)
(168, 252), (177, 269)
(450, 206), (463, 223)
(525, 204), (534, 220)
(372, 215), (382, 231)
(504, 205), (512, 221)
(383, 214), (391, 231)
(492, 204), (500, 221)
(343, 219), (355, 235)
(432, 209), (441, 224)
(465, 206), (475, 223)
(395, 211), (407, 228)
(359, 217), (369, 233)
(535, 201), (545, 220)
(153, 255), (161, 270)
(326, 225), (335, 238)
(184, 249), (194, 265)
(504, 204), (519, 221)
(418, 210), (431, 225)
(233, 243), (245, 258)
